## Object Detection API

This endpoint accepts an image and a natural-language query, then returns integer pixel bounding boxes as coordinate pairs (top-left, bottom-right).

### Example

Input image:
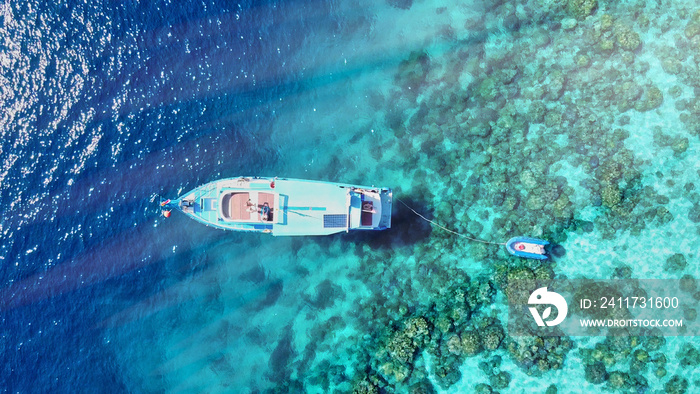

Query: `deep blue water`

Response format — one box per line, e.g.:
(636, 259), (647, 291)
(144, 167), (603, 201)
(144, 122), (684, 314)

(1, 0), (350, 391)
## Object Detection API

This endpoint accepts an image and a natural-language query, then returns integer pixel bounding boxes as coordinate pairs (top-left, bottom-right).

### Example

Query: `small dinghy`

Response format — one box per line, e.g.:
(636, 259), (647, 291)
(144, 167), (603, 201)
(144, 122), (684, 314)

(506, 236), (549, 260)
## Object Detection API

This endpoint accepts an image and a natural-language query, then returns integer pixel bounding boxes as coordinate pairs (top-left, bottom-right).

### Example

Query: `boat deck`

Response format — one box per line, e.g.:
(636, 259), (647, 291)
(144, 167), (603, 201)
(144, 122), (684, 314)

(181, 184), (274, 232)
(273, 180), (353, 236)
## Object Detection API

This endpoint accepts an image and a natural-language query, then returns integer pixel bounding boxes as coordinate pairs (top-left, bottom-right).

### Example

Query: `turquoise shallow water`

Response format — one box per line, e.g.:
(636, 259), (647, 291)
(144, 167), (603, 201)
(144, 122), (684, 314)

(3, 0), (700, 392)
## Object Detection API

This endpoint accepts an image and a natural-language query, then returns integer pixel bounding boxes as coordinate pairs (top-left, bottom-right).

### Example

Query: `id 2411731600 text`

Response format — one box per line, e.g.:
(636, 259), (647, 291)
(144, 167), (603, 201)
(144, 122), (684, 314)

(580, 296), (679, 309)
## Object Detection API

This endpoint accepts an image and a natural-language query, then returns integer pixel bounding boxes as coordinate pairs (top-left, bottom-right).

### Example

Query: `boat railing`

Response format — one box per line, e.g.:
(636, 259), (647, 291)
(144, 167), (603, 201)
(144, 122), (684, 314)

(345, 191), (352, 232)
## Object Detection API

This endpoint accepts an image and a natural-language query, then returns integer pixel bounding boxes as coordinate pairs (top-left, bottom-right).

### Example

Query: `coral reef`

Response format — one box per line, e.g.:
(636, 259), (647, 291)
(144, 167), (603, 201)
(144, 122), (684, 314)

(300, 3), (700, 392)
(567, 0), (598, 20)
(664, 375), (689, 394)
(676, 343), (700, 367)
(615, 25), (642, 51)
(575, 327), (680, 393)
(664, 253), (687, 272)
(503, 335), (572, 375)
(584, 361), (608, 384)
(395, 51), (431, 94)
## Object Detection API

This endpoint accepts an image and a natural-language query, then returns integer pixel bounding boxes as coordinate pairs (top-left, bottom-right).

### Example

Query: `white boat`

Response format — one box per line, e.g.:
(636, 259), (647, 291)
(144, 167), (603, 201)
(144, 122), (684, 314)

(161, 177), (392, 236)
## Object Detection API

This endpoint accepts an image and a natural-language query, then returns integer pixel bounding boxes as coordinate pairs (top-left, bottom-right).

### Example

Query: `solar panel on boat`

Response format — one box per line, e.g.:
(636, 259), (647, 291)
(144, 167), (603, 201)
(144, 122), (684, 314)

(323, 214), (347, 228)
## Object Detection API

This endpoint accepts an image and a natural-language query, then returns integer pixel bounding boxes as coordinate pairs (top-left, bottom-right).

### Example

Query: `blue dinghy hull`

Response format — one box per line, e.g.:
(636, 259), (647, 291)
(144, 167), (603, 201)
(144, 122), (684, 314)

(506, 236), (549, 260)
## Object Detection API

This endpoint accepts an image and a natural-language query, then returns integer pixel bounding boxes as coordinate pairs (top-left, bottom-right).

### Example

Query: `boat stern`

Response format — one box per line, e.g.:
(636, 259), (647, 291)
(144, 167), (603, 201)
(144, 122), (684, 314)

(349, 187), (392, 231)
(379, 188), (392, 229)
